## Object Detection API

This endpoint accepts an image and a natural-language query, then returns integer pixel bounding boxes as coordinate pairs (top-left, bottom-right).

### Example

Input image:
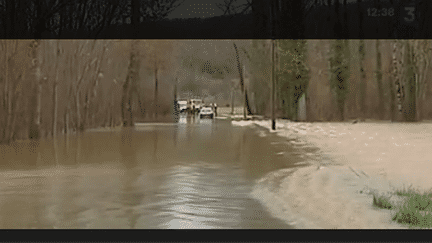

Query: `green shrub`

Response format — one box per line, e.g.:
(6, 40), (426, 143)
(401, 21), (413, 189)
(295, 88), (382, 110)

(389, 185), (432, 228)
(395, 184), (417, 197)
(372, 193), (394, 210)
(392, 204), (432, 228)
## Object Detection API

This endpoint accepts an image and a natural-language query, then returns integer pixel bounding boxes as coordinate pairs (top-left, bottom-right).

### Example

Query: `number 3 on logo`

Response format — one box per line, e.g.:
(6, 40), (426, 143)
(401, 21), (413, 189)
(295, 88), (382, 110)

(404, 7), (415, 22)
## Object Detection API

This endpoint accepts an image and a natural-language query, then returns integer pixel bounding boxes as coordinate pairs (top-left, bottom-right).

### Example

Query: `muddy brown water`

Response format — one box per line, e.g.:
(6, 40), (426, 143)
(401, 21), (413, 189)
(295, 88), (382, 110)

(0, 114), (318, 229)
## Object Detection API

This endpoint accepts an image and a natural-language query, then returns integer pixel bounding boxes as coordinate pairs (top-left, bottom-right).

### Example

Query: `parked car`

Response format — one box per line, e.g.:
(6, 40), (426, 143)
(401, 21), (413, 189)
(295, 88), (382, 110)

(178, 100), (188, 112)
(199, 107), (214, 119)
(189, 99), (203, 113)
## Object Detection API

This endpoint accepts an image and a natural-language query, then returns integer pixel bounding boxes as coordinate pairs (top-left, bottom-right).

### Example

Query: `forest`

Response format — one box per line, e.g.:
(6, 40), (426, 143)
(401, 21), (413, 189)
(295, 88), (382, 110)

(2, 39), (432, 145)
(0, 40), (184, 144)
(1, 0), (432, 145)
(247, 39), (432, 123)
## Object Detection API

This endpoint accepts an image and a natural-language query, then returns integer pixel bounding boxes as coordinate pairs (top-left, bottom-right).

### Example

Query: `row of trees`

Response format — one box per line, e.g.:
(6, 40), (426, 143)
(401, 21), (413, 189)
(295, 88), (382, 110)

(3, 39), (431, 144)
(0, 40), (180, 144)
(244, 39), (432, 123)
(164, 38), (432, 124)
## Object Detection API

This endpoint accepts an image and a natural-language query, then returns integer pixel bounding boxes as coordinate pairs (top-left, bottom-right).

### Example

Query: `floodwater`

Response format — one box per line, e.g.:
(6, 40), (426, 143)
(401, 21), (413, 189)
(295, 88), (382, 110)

(0, 114), (314, 229)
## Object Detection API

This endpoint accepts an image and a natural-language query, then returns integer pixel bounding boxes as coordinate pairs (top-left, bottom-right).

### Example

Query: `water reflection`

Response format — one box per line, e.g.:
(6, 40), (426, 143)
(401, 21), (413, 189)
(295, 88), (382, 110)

(0, 173), (50, 228)
(157, 162), (244, 229)
(119, 128), (143, 229)
(51, 174), (85, 228)
(0, 119), (316, 228)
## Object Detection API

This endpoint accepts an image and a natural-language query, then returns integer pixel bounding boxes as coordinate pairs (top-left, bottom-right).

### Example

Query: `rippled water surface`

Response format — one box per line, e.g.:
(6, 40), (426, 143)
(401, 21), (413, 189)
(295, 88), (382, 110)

(0, 115), (313, 229)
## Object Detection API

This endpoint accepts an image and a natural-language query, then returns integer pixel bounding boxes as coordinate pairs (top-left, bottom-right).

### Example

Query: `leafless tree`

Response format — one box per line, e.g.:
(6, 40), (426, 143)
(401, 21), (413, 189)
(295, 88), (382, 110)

(121, 41), (140, 126)
(28, 40), (45, 139)
(141, 40), (178, 120)
(0, 40), (30, 142)
(233, 42), (253, 118)
(52, 40), (62, 137)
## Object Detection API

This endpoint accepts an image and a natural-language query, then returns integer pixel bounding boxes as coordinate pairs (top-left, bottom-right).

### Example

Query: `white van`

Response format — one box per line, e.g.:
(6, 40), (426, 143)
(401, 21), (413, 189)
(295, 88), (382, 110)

(178, 100), (188, 112)
(189, 99), (203, 112)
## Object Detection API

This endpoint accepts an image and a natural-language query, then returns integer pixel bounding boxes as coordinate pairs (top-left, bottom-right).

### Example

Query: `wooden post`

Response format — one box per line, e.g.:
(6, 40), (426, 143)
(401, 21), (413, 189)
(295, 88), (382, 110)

(231, 81), (234, 115)
(243, 65), (247, 119)
(154, 67), (158, 121)
(271, 39), (276, 130)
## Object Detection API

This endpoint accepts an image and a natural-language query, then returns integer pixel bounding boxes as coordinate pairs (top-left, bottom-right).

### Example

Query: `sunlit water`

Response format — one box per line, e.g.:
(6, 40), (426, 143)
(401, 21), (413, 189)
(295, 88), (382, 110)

(0, 114), (313, 229)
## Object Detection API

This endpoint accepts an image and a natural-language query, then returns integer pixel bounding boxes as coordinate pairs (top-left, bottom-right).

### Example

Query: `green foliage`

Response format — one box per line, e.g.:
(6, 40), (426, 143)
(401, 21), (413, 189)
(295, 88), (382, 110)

(392, 193), (432, 228)
(395, 184), (418, 197)
(245, 39), (310, 117)
(329, 39), (350, 120)
(370, 183), (432, 228)
(276, 39), (310, 120)
(373, 193), (394, 210)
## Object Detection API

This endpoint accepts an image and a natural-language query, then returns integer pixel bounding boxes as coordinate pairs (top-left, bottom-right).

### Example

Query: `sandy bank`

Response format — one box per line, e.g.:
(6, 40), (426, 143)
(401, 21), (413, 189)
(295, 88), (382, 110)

(251, 165), (409, 229)
(234, 119), (432, 228)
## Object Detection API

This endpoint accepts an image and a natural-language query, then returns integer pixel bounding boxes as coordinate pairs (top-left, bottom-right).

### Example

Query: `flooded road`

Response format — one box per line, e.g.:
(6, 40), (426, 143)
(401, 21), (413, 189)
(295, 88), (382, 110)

(0, 114), (315, 229)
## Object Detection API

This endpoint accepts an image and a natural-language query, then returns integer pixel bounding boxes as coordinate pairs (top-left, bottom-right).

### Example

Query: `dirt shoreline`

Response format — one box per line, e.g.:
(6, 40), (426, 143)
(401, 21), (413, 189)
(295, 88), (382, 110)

(235, 119), (412, 229)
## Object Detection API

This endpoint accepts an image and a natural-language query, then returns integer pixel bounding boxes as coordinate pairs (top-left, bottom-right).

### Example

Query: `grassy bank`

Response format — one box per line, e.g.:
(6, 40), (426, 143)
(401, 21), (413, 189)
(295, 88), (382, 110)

(367, 184), (432, 228)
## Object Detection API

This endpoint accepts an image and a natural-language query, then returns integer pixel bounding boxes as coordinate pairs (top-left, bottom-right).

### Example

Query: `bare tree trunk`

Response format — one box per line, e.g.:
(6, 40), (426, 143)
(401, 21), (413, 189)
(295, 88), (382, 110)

(271, 39), (275, 129)
(359, 39), (367, 119)
(76, 90), (82, 131)
(64, 110), (69, 134)
(52, 41), (60, 137)
(389, 65), (396, 122)
(53, 138), (59, 166)
(245, 90), (253, 115)
(390, 42), (398, 121)
(122, 44), (137, 127)
(392, 41), (401, 120)
(85, 43), (106, 128)
(75, 133), (81, 164)
(403, 42), (417, 122)
(243, 73), (247, 119)
(154, 67), (158, 121)
(137, 95), (144, 119)
(7, 70), (23, 143)
(127, 102), (133, 126)
(83, 90), (90, 129)
(233, 43), (252, 119)
(121, 79), (130, 126)
(410, 55), (417, 122)
(110, 89), (114, 127)
(29, 40), (43, 140)
(52, 79), (58, 136)
(3, 44), (11, 143)
(231, 87), (234, 115)
(376, 39), (384, 119)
